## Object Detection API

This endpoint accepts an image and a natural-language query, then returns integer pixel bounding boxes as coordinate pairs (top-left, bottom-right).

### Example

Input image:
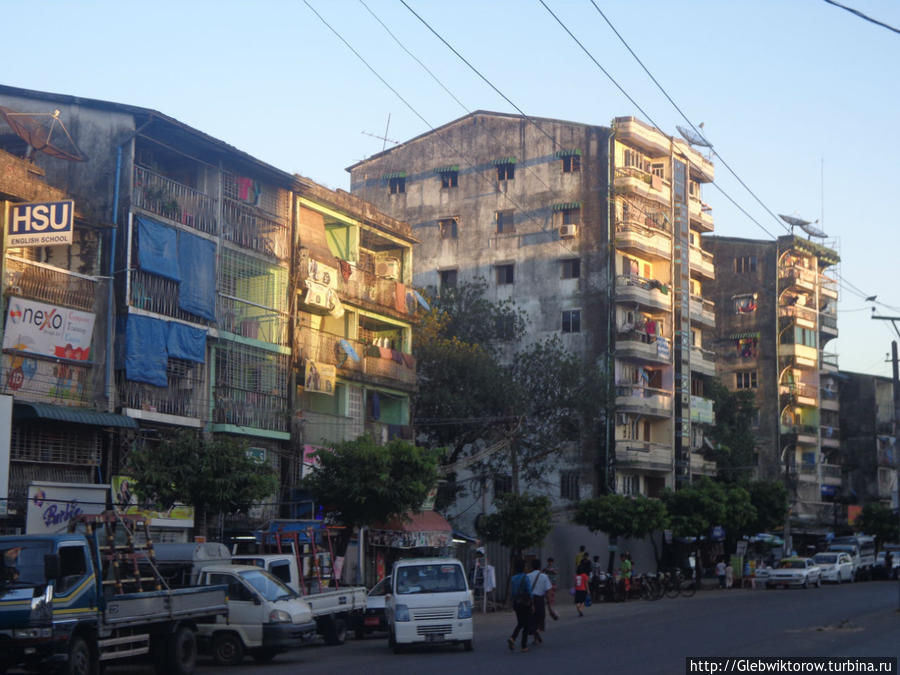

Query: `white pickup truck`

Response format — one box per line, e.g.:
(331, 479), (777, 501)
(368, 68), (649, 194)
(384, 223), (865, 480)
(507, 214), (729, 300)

(232, 552), (367, 645)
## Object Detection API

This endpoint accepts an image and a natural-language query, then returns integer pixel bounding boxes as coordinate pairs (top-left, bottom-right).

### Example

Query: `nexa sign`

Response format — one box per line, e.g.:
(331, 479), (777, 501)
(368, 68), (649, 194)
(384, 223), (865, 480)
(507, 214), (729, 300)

(6, 200), (74, 247)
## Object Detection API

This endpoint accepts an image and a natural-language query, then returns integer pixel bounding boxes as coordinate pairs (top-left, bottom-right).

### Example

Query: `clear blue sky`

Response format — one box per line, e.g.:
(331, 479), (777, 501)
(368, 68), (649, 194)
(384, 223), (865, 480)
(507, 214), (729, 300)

(6, 0), (899, 377)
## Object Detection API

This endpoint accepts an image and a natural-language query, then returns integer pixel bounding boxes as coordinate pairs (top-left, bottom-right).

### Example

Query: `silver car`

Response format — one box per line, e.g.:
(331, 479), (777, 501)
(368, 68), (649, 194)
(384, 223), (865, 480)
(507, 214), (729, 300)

(766, 557), (822, 589)
(813, 552), (854, 583)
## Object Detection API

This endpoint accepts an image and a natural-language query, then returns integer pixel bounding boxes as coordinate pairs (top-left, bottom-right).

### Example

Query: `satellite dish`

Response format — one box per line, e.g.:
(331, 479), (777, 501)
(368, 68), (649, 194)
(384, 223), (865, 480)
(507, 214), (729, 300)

(676, 125), (712, 148)
(779, 214), (827, 238)
(0, 106), (87, 162)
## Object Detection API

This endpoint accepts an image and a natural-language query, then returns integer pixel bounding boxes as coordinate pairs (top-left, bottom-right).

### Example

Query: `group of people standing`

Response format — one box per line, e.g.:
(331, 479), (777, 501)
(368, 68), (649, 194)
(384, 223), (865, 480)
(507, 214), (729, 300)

(507, 557), (559, 652)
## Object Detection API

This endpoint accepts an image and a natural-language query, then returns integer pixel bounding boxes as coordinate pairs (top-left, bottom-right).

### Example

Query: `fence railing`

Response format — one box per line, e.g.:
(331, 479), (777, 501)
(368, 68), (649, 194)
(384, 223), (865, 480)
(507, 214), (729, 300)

(133, 166), (217, 235)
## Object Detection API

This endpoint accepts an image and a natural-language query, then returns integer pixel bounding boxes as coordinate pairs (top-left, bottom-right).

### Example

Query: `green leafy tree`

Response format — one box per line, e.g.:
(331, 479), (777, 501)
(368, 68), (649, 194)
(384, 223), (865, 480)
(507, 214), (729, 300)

(705, 378), (758, 483)
(477, 493), (553, 558)
(574, 494), (669, 571)
(302, 435), (441, 544)
(415, 279), (607, 499)
(745, 480), (788, 534)
(126, 430), (278, 538)
(661, 477), (756, 547)
(477, 492), (553, 603)
(855, 502), (900, 549)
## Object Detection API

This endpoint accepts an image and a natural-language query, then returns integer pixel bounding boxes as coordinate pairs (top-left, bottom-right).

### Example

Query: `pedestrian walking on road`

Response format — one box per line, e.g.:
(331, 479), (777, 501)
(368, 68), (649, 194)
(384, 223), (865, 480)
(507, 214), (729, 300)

(573, 559), (590, 617)
(716, 558), (727, 589)
(543, 557), (560, 620)
(508, 559), (534, 652)
(527, 559), (552, 645)
(575, 545), (588, 571)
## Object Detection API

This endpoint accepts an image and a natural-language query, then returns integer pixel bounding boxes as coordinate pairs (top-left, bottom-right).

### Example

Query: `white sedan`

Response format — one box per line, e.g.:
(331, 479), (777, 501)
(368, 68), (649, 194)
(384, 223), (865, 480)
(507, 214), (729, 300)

(765, 557), (822, 589)
(813, 552), (854, 583)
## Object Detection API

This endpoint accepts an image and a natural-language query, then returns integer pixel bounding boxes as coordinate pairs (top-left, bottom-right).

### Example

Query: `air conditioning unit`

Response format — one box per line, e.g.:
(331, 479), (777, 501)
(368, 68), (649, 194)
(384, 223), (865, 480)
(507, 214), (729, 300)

(376, 258), (400, 280)
(559, 223), (578, 239)
(616, 413), (629, 426)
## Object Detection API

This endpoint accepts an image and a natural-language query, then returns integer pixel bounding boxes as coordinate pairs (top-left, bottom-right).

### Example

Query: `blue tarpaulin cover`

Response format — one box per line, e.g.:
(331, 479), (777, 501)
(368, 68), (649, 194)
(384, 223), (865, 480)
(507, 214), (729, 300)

(167, 322), (207, 363)
(177, 231), (216, 321)
(125, 315), (168, 387)
(137, 216), (181, 281)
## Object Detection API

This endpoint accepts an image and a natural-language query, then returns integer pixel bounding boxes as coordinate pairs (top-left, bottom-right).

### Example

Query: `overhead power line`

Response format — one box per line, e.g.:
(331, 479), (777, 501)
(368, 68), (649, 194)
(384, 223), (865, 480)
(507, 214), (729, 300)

(822, 0), (900, 35)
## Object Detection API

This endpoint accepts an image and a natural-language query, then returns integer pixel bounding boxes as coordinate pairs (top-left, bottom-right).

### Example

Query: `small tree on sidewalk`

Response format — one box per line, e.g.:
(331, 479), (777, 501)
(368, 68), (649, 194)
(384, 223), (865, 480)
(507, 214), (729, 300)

(126, 430), (277, 539)
(476, 493), (552, 603)
(573, 494), (669, 572)
(302, 435), (442, 551)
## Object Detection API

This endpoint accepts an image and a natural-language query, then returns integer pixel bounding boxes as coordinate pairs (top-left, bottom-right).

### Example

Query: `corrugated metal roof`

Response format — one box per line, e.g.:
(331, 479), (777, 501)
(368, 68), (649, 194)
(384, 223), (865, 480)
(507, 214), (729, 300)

(13, 402), (138, 429)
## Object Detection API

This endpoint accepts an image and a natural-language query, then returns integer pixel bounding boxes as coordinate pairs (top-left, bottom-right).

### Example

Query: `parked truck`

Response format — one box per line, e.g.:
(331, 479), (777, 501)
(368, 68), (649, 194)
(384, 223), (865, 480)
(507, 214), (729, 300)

(150, 542), (364, 651)
(231, 552), (367, 645)
(0, 513), (227, 675)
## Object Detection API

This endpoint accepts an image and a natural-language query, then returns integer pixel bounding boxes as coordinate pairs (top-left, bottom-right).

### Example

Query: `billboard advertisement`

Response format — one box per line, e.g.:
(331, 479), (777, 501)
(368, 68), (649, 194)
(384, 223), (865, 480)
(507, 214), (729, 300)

(111, 475), (194, 529)
(304, 360), (335, 395)
(3, 296), (95, 361)
(26, 481), (108, 534)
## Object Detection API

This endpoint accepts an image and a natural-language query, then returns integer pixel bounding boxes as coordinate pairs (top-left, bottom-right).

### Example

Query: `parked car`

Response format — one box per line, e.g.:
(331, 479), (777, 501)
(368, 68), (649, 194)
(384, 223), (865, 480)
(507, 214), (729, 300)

(874, 551), (900, 580)
(765, 557), (822, 589)
(353, 576), (390, 639)
(813, 552), (854, 583)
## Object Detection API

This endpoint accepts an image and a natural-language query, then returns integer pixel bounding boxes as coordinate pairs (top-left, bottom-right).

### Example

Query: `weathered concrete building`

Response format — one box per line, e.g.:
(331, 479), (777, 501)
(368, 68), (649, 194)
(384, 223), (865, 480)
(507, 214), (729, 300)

(348, 112), (718, 514)
(0, 85), (419, 534)
(705, 234), (841, 529)
(839, 371), (897, 509)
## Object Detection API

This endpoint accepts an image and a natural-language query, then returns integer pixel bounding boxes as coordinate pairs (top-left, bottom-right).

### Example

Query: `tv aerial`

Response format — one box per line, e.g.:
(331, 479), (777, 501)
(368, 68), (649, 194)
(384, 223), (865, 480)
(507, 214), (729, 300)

(0, 106), (86, 162)
(779, 214), (827, 238)
(676, 124), (712, 148)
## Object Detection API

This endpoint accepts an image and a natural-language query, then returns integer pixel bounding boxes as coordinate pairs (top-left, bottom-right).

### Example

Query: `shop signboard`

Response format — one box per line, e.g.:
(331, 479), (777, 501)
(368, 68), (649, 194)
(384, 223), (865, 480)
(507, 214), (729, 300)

(2, 296), (95, 361)
(26, 481), (108, 534)
(6, 200), (74, 247)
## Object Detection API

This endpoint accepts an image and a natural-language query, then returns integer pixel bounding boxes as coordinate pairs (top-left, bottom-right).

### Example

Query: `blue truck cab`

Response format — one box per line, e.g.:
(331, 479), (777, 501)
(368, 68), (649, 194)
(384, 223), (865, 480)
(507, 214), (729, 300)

(0, 522), (227, 675)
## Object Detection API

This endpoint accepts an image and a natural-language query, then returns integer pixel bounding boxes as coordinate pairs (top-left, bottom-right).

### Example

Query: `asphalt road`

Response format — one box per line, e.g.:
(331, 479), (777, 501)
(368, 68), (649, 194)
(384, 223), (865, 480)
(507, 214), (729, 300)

(25, 581), (899, 675)
(207, 581), (900, 674)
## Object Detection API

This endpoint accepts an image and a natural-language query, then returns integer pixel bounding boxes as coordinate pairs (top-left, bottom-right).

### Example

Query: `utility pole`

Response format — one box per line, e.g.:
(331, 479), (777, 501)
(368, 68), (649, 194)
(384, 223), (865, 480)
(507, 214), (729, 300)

(871, 314), (900, 609)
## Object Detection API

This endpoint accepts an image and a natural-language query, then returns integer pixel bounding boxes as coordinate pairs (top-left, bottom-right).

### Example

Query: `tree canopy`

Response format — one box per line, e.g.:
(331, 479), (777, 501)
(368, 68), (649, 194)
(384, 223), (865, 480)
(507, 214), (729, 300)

(705, 378), (758, 483)
(301, 435), (441, 534)
(476, 492), (553, 557)
(414, 279), (607, 495)
(126, 430), (278, 537)
(574, 494), (669, 570)
(660, 477), (756, 542)
(854, 502), (900, 547)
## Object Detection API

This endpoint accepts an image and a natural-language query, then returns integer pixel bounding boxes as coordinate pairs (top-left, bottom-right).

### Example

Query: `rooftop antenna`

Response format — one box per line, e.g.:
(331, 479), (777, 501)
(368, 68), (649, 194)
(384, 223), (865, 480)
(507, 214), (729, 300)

(779, 214), (827, 239)
(0, 106), (87, 161)
(676, 123), (712, 148)
(361, 113), (398, 151)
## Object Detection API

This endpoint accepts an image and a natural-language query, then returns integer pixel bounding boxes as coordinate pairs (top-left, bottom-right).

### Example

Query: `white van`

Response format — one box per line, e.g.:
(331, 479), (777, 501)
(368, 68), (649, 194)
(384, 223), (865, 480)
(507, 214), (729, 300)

(386, 557), (473, 653)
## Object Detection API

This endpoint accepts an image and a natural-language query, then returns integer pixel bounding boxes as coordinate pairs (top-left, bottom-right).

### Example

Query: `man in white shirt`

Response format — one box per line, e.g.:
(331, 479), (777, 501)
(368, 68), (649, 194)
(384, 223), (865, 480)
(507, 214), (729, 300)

(527, 558), (553, 644)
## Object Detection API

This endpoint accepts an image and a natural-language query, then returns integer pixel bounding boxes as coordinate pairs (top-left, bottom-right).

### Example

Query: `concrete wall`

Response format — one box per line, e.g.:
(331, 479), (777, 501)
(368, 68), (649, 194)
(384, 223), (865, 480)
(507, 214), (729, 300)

(704, 236), (780, 479)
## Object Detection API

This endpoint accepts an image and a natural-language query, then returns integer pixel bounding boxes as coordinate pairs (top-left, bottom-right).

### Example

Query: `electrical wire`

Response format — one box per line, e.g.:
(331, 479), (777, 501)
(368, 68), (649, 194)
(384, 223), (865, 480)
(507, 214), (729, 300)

(822, 0), (900, 35)
(587, 0), (791, 238)
(573, 1), (887, 310)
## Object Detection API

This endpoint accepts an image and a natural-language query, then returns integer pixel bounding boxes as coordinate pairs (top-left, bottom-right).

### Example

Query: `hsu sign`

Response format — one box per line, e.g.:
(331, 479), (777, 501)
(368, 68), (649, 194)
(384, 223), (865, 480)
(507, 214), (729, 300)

(7, 200), (74, 247)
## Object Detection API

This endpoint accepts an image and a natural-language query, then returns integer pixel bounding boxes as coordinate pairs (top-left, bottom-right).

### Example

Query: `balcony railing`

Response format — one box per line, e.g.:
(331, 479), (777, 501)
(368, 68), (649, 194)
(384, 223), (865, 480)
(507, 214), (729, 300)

(615, 385), (673, 416)
(300, 411), (363, 445)
(364, 351), (417, 388)
(779, 304), (818, 324)
(615, 275), (672, 310)
(819, 275), (838, 297)
(133, 166), (217, 235)
(779, 381), (818, 402)
(822, 352), (839, 370)
(297, 330), (364, 375)
(222, 197), (290, 261)
(117, 360), (207, 419)
(4, 256), (99, 312)
(615, 441), (672, 471)
(130, 269), (213, 325)
(218, 295), (290, 347)
(213, 387), (289, 432)
(779, 264), (817, 287)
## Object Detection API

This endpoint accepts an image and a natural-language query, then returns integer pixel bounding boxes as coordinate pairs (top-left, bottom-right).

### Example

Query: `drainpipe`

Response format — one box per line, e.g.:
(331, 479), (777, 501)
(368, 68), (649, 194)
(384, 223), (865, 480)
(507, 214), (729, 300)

(106, 146), (121, 405)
